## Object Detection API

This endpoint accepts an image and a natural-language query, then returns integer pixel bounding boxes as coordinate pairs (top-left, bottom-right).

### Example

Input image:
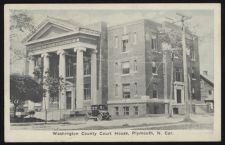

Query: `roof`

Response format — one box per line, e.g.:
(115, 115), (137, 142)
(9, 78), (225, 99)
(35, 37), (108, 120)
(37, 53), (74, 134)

(200, 73), (214, 87)
(23, 16), (101, 43)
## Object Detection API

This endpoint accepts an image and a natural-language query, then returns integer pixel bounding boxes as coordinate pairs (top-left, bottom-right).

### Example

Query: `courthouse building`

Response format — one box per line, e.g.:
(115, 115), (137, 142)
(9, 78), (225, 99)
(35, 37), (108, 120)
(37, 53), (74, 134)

(23, 17), (201, 118)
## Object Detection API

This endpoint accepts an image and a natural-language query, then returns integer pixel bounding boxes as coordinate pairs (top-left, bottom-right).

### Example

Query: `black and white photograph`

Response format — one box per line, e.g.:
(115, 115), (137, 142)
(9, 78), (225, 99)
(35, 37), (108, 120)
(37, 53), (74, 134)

(4, 4), (221, 142)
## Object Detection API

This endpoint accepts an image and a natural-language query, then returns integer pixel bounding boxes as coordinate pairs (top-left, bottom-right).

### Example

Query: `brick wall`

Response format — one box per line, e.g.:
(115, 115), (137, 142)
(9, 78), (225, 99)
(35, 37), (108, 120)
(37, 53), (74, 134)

(108, 20), (147, 101)
(108, 103), (146, 118)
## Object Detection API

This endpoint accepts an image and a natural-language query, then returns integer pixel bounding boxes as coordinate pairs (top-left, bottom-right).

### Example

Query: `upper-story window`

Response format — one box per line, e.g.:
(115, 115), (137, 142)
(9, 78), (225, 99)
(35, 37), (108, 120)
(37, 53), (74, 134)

(84, 56), (91, 75)
(35, 57), (42, 67)
(175, 67), (182, 82)
(192, 88), (195, 98)
(134, 82), (138, 95)
(192, 67), (196, 79)
(122, 35), (129, 52)
(121, 61), (130, 74)
(66, 56), (75, 77)
(133, 32), (137, 45)
(134, 60), (138, 72)
(84, 62), (91, 75)
(115, 36), (118, 48)
(84, 84), (91, 100)
(152, 61), (157, 74)
(153, 83), (158, 98)
(209, 90), (212, 95)
(115, 84), (118, 96)
(115, 62), (118, 73)
(151, 35), (157, 50)
(191, 48), (196, 60)
(122, 83), (130, 99)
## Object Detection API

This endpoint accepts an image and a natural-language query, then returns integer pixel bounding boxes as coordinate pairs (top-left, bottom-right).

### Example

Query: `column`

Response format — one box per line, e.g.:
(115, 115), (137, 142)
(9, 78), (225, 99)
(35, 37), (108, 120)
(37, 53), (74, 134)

(91, 50), (97, 105)
(41, 53), (50, 110)
(57, 50), (66, 110)
(74, 47), (86, 110)
(28, 56), (35, 77)
(27, 56), (36, 111)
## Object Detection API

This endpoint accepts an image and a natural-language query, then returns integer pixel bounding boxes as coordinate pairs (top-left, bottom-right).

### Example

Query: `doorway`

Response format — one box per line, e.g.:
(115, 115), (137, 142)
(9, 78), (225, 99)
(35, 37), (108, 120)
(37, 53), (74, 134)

(66, 91), (72, 109)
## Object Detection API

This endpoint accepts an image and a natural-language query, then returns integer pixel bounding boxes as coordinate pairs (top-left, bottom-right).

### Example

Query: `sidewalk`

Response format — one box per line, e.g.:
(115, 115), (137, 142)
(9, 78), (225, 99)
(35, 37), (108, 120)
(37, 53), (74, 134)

(10, 114), (213, 130)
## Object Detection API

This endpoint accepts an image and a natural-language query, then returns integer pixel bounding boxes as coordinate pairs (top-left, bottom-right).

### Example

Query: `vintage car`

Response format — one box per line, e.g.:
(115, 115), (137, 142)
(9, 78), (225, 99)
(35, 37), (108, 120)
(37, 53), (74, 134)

(85, 105), (111, 121)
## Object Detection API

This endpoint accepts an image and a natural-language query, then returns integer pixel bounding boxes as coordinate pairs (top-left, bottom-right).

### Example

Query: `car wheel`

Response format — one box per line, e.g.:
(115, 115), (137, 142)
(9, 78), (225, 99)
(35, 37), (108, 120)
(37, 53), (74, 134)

(97, 114), (102, 121)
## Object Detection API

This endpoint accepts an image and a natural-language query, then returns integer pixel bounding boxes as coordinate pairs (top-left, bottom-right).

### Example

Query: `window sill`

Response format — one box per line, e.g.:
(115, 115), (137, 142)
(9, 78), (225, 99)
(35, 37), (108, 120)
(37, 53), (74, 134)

(121, 51), (129, 54)
(66, 76), (74, 79)
(152, 73), (158, 76)
(152, 50), (162, 54)
(192, 78), (197, 80)
(121, 74), (130, 76)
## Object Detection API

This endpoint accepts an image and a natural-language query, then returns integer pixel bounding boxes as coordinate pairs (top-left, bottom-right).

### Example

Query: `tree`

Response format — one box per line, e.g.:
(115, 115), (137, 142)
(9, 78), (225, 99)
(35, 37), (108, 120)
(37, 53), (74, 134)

(10, 10), (36, 65)
(10, 74), (43, 118)
(33, 65), (65, 122)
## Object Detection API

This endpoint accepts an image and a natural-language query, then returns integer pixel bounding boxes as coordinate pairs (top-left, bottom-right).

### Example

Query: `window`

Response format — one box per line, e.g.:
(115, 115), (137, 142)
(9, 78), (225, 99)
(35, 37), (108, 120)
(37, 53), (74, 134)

(115, 84), (118, 96)
(209, 90), (212, 95)
(66, 91), (72, 109)
(134, 83), (138, 95)
(153, 83), (158, 98)
(84, 56), (91, 75)
(133, 32), (137, 44)
(151, 35), (157, 50)
(191, 48), (196, 60)
(134, 106), (138, 115)
(66, 56), (75, 77)
(84, 84), (91, 100)
(122, 61), (130, 74)
(123, 106), (129, 116)
(115, 36), (118, 48)
(134, 60), (137, 72)
(192, 67), (196, 79)
(152, 61), (157, 74)
(122, 39), (128, 52)
(192, 88), (195, 98)
(115, 62), (118, 73)
(123, 84), (130, 98)
(177, 89), (182, 103)
(35, 57), (42, 67)
(175, 68), (182, 82)
(115, 107), (119, 116)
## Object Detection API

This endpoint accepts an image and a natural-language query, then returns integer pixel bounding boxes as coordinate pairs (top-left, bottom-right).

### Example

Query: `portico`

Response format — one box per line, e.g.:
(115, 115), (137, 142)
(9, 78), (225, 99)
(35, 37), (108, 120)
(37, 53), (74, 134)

(24, 18), (100, 113)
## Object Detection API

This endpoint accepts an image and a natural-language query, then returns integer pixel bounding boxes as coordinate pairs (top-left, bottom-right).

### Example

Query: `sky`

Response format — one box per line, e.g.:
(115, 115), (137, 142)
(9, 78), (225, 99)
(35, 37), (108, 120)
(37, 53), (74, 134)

(11, 9), (214, 79)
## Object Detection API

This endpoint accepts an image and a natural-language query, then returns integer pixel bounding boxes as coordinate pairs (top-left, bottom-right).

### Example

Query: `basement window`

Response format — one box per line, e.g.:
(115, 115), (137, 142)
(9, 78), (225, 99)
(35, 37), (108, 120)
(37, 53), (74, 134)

(115, 107), (119, 116)
(123, 106), (129, 116)
(134, 106), (138, 115)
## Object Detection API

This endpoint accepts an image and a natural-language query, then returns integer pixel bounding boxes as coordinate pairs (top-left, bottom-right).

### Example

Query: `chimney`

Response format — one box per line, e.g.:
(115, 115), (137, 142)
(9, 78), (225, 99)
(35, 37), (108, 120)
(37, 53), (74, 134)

(203, 71), (208, 76)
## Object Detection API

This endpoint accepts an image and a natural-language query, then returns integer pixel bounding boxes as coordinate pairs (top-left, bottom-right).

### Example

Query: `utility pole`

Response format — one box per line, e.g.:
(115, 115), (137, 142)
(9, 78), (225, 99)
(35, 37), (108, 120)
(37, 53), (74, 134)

(176, 13), (192, 121)
(169, 52), (174, 117)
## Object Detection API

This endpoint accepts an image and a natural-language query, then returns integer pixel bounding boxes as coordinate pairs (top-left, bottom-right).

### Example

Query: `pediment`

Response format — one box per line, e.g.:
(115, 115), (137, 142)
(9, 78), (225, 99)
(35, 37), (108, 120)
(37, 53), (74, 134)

(27, 22), (74, 42)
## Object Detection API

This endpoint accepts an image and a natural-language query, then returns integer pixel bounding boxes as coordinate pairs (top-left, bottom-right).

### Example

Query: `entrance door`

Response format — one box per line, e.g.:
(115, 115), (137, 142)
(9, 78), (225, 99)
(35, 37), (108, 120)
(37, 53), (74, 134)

(66, 91), (72, 109)
(177, 89), (182, 103)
